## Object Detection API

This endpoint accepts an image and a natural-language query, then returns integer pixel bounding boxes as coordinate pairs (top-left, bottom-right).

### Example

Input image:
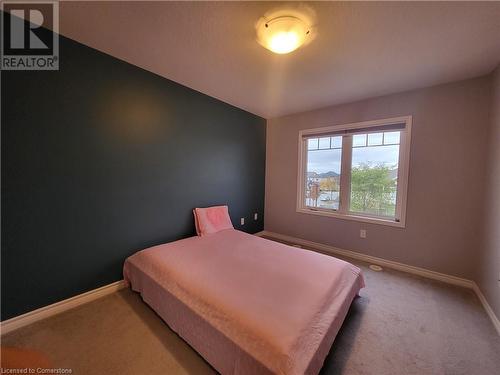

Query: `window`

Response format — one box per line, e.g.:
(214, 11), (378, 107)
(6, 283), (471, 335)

(305, 136), (342, 210)
(297, 116), (411, 227)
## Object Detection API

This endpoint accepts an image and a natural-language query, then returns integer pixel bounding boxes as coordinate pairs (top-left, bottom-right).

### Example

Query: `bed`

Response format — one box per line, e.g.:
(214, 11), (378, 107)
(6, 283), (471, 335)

(124, 229), (364, 375)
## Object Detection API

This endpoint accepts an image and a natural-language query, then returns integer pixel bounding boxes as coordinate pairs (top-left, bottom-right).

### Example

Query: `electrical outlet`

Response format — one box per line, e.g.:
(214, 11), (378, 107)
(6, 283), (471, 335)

(240, 218), (245, 225)
(254, 213), (258, 220)
(360, 229), (367, 239)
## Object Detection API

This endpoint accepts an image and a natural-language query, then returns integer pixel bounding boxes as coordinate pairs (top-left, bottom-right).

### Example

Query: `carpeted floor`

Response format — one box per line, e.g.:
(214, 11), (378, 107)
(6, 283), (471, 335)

(2, 250), (499, 375)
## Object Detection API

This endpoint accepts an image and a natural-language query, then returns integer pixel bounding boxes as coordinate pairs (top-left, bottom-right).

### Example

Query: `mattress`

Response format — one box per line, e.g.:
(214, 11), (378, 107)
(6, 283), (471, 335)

(123, 229), (364, 375)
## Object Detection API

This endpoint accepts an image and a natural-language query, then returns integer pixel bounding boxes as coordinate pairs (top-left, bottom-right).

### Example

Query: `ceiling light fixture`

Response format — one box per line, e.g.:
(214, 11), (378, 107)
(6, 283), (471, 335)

(256, 14), (313, 54)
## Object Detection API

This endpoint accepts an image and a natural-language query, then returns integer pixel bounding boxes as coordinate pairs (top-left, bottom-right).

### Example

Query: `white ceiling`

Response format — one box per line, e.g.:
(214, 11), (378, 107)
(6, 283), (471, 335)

(58, 1), (500, 118)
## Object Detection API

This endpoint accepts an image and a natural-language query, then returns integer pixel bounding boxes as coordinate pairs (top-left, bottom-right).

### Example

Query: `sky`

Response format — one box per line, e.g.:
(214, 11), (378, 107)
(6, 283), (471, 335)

(307, 144), (400, 174)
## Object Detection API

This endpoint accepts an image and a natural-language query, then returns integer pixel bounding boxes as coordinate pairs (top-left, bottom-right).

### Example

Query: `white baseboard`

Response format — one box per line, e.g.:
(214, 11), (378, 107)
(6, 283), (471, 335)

(472, 282), (500, 335)
(258, 230), (500, 335)
(258, 231), (473, 287)
(2, 232), (499, 337)
(0, 280), (126, 335)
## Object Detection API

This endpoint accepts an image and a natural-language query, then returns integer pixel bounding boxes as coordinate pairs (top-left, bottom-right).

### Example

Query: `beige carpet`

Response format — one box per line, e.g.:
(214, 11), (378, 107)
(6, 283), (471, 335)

(2, 251), (499, 375)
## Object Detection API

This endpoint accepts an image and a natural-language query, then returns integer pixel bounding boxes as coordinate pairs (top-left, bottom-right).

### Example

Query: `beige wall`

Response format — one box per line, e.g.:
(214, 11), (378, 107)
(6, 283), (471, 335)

(265, 76), (491, 279)
(477, 66), (500, 317)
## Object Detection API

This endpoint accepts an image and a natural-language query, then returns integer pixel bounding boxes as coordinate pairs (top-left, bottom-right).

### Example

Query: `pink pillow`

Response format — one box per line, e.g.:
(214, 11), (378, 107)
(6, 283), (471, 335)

(194, 205), (234, 236)
(193, 209), (201, 236)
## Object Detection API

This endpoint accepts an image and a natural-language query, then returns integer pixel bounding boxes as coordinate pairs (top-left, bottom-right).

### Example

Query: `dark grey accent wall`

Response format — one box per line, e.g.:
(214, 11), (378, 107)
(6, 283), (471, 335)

(1, 34), (266, 320)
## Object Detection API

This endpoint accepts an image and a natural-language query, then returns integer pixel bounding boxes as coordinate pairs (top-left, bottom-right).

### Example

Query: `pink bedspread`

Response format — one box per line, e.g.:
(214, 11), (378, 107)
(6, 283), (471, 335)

(124, 229), (364, 375)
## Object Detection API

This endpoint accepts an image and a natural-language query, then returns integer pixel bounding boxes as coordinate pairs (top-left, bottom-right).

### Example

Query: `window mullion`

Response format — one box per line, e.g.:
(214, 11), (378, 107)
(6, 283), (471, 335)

(339, 135), (352, 214)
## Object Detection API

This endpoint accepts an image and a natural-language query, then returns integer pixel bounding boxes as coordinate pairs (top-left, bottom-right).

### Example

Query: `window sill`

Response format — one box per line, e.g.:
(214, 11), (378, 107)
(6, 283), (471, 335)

(296, 207), (406, 228)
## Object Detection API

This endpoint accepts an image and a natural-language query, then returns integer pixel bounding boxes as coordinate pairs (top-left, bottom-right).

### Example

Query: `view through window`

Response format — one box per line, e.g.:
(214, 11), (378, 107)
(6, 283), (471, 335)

(350, 131), (400, 218)
(306, 136), (342, 210)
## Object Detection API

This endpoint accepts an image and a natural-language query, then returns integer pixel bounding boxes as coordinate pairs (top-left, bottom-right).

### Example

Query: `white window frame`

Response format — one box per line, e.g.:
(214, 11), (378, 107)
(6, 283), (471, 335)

(297, 116), (412, 228)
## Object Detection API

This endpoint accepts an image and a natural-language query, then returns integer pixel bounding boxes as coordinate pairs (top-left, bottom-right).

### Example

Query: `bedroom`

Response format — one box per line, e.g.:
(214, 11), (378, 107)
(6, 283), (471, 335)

(1, 1), (499, 374)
